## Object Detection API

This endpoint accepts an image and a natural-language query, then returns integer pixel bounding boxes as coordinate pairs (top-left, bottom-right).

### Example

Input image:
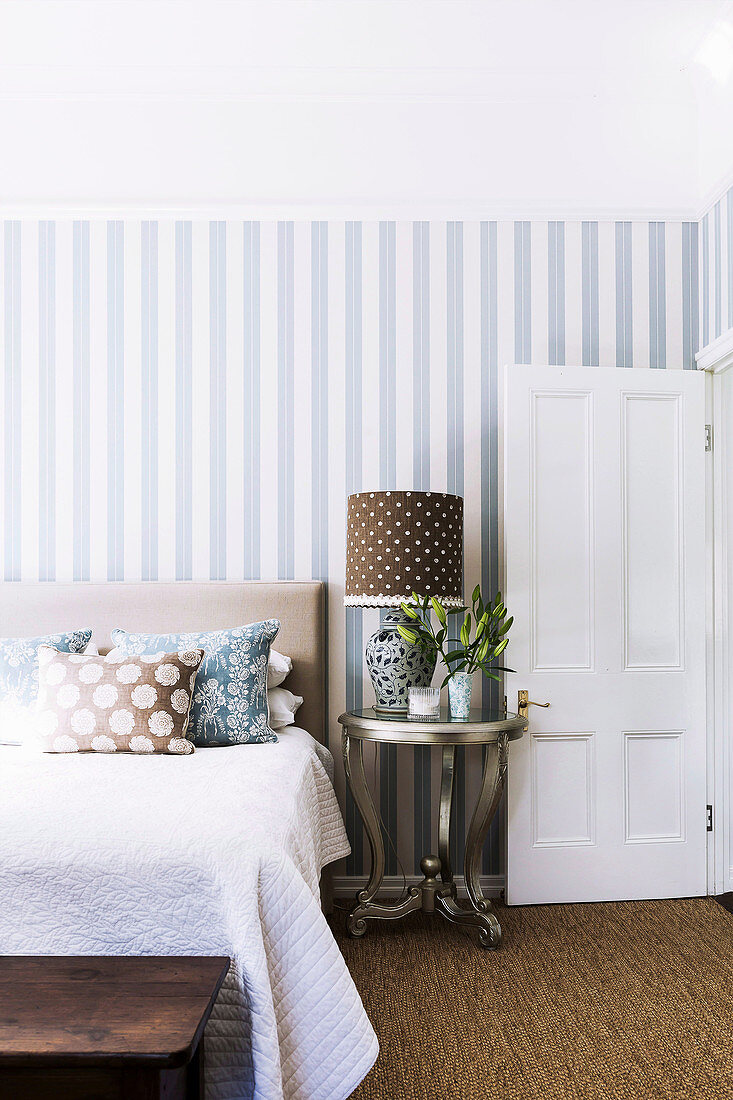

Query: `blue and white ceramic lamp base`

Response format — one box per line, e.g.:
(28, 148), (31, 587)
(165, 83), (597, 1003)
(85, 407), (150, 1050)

(365, 609), (437, 715)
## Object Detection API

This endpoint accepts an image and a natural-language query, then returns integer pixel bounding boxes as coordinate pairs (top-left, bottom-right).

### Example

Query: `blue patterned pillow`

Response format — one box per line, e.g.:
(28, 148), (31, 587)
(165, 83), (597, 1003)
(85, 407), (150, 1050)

(0, 629), (93, 745)
(110, 619), (280, 746)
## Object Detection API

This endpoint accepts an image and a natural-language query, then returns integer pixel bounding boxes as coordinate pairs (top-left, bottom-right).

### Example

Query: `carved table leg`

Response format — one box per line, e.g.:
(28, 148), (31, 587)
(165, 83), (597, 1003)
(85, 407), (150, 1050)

(435, 731), (508, 948)
(343, 733), (420, 937)
(438, 745), (457, 893)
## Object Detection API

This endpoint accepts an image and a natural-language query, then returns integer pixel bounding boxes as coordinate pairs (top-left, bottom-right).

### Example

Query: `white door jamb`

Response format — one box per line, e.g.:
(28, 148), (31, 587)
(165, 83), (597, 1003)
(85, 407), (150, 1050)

(697, 329), (733, 896)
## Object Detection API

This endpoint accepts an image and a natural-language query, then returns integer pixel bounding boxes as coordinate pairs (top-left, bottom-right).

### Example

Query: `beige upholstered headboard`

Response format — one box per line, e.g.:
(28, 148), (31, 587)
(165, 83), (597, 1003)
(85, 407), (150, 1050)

(0, 581), (326, 743)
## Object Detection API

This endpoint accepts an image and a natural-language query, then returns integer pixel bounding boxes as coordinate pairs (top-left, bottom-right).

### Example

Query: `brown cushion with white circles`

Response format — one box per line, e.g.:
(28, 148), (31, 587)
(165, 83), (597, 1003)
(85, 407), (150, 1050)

(34, 645), (204, 754)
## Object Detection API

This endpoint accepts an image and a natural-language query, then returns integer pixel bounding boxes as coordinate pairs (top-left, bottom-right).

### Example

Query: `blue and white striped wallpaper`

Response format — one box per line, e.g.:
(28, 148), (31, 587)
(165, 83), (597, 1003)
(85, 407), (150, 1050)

(699, 184), (733, 349)
(1, 217), (699, 879)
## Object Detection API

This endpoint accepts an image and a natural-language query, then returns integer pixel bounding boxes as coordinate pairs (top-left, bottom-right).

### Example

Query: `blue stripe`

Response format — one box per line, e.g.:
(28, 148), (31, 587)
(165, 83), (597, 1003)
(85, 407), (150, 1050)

(682, 222), (698, 370)
(446, 222), (464, 497)
(106, 221), (124, 581)
(310, 222), (329, 741)
(311, 222), (329, 583)
(38, 222), (56, 581)
(412, 222), (430, 488)
(581, 221), (599, 366)
(141, 221), (158, 579)
(412, 220), (432, 869)
(514, 222), (531, 363)
(412, 745), (430, 873)
(243, 222), (261, 579)
(378, 221), (398, 871)
(4, 222), (21, 580)
(701, 214), (710, 348)
(277, 222), (295, 580)
(615, 222), (633, 367)
(480, 220), (501, 873)
(175, 221), (193, 579)
(548, 221), (565, 366)
(209, 222), (226, 580)
(345, 222), (364, 877)
(649, 222), (666, 369)
(379, 221), (396, 490)
(369, 422), (396, 880)
(72, 221), (90, 580)
(446, 221), (466, 871)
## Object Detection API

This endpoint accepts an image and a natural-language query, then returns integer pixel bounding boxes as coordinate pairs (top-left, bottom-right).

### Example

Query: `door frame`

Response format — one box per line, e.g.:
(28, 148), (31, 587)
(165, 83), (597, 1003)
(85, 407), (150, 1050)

(697, 330), (733, 896)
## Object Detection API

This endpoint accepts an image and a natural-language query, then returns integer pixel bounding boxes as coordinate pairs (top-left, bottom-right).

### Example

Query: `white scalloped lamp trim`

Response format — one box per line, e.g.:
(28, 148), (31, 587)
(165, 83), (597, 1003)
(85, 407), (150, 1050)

(343, 594), (464, 608)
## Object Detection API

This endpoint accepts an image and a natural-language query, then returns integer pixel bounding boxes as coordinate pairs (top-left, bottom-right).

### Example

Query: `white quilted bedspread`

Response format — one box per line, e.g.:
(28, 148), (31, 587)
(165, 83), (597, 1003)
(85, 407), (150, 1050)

(0, 728), (378, 1099)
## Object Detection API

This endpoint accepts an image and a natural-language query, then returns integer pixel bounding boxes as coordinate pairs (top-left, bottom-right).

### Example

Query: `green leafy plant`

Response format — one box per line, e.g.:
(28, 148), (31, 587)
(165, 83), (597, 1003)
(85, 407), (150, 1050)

(397, 585), (514, 689)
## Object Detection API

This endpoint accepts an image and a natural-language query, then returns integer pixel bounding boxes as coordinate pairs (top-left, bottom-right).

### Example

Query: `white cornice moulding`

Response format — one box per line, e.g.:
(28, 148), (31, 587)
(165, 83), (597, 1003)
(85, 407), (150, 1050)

(696, 166), (733, 222)
(696, 328), (733, 373)
(0, 201), (703, 222)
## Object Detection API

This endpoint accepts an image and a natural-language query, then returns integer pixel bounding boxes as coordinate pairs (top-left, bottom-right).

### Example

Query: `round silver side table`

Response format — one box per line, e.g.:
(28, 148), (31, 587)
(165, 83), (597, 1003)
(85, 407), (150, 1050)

(338, 707), (527, 949)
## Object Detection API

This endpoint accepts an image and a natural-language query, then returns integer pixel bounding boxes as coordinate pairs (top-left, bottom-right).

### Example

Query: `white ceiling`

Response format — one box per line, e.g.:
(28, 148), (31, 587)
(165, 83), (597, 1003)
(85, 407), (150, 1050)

(0, 0), (731, 215)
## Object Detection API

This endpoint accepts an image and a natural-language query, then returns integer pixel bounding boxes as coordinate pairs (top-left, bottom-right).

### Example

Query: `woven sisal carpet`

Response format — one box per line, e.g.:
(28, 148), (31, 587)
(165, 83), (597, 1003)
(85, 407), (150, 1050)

(330, 897), (733, 1100)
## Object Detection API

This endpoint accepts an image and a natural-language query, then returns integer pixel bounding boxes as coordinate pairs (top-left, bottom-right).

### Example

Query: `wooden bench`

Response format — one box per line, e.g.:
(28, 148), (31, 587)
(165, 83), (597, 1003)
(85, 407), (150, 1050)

(0, 956), (229, 1100)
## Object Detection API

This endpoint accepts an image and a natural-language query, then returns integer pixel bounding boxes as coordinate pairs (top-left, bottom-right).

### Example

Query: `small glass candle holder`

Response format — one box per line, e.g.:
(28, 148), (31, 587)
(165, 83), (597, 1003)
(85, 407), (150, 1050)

(408, 686), (441, 721)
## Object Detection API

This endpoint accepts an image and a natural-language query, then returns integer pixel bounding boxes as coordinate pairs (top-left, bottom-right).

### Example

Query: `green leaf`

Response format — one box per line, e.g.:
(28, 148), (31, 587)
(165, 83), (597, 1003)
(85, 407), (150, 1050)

(498, 615), (513, 635)
(430, 597), (447, 626)
(460, 614), (471, 647)
(472, 583), (480, 603)
(401, 601), (418, 619)
(494, 636), (509, 656)
(477, 637), (490, 663)
(397, 626), (417, 644)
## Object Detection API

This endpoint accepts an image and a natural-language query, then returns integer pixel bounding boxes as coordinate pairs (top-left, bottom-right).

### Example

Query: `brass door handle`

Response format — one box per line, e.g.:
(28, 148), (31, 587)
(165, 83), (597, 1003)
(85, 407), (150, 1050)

(517, 690), (551, 722)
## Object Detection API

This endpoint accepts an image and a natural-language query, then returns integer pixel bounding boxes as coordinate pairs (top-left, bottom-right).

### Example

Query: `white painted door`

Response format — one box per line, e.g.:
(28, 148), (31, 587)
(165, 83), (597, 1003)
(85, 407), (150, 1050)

(505, 365), (706, 905)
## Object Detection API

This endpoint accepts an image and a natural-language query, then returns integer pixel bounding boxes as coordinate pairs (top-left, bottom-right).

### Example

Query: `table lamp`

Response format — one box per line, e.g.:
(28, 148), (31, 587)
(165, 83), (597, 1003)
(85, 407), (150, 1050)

(344, 490), (464, 714)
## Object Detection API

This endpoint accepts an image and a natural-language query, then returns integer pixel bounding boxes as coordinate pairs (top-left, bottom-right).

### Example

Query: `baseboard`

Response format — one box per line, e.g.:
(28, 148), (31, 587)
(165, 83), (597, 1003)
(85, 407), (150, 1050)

(332, 873), (505, 899)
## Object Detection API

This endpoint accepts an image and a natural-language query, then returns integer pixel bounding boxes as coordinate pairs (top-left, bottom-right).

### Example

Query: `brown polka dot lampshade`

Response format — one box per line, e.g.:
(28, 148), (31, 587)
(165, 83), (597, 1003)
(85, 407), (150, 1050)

(344, 490), (464, 608)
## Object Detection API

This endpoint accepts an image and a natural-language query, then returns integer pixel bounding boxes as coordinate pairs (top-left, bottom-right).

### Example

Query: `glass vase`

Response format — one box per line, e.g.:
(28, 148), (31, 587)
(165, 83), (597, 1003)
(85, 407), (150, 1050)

(448, 672), (473, 719)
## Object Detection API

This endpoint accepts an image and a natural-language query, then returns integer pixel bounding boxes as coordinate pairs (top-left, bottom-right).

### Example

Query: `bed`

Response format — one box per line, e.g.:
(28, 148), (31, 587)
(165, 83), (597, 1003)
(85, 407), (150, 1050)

(0, 581), (378, 1100)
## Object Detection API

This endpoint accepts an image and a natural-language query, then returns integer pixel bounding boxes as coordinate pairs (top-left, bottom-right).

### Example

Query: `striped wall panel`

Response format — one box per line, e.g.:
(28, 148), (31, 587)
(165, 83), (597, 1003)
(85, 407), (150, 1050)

(0, 217), (698, 877)
(699, 185), (733, 349)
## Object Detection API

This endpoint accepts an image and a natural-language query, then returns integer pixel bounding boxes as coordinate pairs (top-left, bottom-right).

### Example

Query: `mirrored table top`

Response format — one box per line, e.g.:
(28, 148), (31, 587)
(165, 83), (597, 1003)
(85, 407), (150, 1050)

(339, 707), (527, 745)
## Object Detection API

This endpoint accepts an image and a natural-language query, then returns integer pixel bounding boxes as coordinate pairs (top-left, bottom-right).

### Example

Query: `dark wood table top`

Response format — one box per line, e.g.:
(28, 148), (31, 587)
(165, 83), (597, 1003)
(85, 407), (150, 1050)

(0, 956), (230, 1069)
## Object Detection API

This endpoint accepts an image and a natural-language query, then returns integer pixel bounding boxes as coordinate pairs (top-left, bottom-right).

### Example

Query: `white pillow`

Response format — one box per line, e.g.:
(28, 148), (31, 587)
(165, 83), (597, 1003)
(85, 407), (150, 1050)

(268, 649), (292, 689)
(268, 686), (303, 730)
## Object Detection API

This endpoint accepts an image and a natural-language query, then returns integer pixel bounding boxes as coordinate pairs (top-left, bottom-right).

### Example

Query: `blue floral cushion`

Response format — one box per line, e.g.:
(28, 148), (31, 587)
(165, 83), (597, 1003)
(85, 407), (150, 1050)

(0, 629), (93, 745)
(110, 619), (280, 746)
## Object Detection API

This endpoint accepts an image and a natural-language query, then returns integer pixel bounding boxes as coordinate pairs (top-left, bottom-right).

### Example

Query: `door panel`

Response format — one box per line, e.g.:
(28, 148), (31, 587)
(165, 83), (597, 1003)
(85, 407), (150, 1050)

(622, 393), (683, 669)
(531, 392), (593, 671)
(505, 365), (706, 905)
